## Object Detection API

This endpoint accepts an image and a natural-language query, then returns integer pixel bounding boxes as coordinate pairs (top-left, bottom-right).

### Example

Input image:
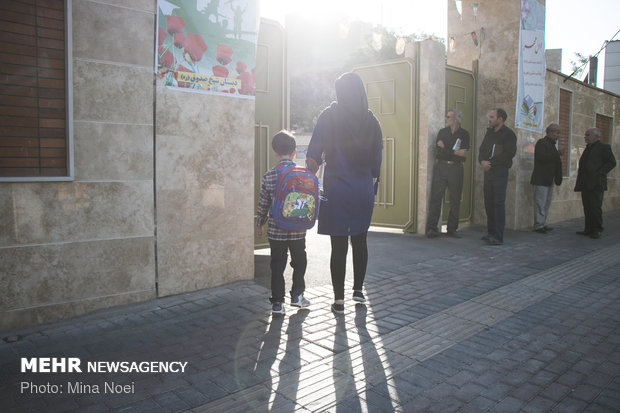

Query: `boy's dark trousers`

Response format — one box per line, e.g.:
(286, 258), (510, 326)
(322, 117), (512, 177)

(269, 238), (307, 303)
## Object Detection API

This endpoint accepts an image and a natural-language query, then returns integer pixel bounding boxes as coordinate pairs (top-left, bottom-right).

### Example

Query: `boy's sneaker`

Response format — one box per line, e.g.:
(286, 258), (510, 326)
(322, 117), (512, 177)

(352, 291), (366, 303)
(272, 302), (285, 314)
(291, 294), (311, 308)
(331, 303), (345, 314)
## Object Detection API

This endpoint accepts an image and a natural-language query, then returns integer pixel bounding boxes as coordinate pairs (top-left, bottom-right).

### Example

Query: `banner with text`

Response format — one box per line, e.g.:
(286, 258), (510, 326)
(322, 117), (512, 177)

(515, 0), (545, 132)
(156, 0), (257, 98)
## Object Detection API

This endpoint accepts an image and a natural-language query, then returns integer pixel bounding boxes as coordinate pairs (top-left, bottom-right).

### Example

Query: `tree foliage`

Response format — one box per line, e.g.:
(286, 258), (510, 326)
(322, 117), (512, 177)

(569, 52), (589, 78)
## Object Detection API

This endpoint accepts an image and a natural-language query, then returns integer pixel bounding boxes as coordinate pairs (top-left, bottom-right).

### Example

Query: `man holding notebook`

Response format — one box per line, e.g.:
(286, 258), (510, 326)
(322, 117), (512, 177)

(478, 108), (517, 245)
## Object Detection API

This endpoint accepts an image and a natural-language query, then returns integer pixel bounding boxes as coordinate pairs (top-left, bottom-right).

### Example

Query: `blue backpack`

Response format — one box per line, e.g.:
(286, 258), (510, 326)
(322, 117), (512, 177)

(271, 164), (319, 231)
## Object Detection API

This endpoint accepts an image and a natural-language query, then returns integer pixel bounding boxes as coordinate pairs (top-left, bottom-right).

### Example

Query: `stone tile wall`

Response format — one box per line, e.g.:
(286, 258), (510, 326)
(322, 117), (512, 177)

(0, 0), (254, 330)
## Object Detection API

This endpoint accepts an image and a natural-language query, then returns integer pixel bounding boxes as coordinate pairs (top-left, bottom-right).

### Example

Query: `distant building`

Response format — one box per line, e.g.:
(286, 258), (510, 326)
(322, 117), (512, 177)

(604, 40), (620, 95)
(545, 49), (562, 72)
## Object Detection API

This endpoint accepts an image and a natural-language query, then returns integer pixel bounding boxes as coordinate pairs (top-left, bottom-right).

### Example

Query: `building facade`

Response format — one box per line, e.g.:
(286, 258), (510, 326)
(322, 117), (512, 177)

(0, 0), (255, 330)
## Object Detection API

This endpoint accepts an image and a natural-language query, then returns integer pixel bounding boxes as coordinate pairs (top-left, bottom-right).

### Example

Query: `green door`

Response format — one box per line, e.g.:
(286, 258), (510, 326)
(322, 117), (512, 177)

(354, 60), (417, 230)
(254, 19), (288, 248)
(444, 66), (476, 223)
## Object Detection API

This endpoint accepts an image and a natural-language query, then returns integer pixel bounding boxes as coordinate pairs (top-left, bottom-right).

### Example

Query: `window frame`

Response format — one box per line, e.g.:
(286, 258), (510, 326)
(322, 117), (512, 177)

(0, 0), (73, 183)
(595, 112), (613, 145)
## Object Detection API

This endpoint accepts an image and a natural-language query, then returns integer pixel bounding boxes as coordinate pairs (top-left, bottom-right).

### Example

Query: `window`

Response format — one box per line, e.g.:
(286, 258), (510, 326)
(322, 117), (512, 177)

(558, 89), (571, 177)
(0, 0), (71, 180)
(595, 113), (613, 144)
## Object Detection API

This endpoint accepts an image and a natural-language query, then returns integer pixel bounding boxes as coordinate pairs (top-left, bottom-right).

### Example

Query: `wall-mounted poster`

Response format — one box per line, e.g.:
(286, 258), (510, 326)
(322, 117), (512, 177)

(156, 0), (258, 98)
(515, 0), (545, 132)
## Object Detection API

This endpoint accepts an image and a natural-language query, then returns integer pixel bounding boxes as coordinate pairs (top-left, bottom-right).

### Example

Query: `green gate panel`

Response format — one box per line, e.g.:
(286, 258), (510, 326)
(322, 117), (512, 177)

(254, 20), (288, 248)
(354, 60), (417, 230)
(444, 66), (476, 223)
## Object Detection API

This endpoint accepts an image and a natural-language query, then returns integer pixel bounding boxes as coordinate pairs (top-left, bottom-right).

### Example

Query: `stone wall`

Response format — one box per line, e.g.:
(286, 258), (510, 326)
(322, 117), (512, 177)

(155, 84), (254, 296)
(0, 0), (254, 330)
(406, 40), (447, 234)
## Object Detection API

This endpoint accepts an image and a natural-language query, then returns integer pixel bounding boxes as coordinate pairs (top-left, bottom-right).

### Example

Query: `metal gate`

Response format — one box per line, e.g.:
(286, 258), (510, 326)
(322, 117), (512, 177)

(253, 35), (476, 237)
(444, 65), (476, 223)
(254, 19), (288, 248)
(354, 60), (418, 230)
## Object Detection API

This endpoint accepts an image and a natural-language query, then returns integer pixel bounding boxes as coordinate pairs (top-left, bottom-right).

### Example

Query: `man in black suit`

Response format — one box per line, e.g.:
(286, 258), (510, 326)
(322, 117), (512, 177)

(530, 123), (563, 233)
(574, 128), (616, 239)
(479, 108), (517, 245)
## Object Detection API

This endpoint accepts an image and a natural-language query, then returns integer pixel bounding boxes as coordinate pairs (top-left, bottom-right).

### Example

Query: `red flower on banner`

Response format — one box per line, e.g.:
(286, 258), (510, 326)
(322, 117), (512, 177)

(212, 65), (229, 77)
(175, 65), (193, 88)
(237, 71), (254, 95)
(166, 15), (185, 35)
(158, 26), (167, 46)
(216, 44), (234, 65)
(159, 46), (174, 68)
(173, 33), (186, 49)
(236, 61), (247, 74)
(184, 33), (207, 63)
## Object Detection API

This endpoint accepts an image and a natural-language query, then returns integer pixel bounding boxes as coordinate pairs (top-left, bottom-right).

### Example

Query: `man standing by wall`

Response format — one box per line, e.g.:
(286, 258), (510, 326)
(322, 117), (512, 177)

(478, 108), (517, 245)
(426, 109), (470, 238)
(574, 128), (617, 239)
(530, 123), (563, 233)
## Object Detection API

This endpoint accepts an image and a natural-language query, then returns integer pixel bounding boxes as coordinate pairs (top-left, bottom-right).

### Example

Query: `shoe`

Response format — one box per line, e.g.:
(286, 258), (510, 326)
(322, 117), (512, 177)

(481, 234), (491, 241)
(291, 294), (311, 308)
(272, 302), (285, 314)
(576, 231), (591, 236)
(331, 303), (345, 314)
(446, 231), (462, 238)
(426, 230), (439, 238)
(543, 226), (553, 231)
(589, 232), (601, 239)
(534, 228), (547, 234)
(486, 237), (503, 245)
(352, 291), (366, 302)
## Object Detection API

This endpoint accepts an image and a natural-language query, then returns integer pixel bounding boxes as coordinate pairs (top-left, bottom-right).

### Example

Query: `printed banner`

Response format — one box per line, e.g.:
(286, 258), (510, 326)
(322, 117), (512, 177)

(155, 0), (257, 98)
(515, 0), (545, 132)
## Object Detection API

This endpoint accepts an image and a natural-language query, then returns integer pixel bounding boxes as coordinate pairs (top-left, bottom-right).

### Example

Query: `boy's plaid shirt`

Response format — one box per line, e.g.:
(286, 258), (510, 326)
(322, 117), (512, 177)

(256, 159), (306, 241)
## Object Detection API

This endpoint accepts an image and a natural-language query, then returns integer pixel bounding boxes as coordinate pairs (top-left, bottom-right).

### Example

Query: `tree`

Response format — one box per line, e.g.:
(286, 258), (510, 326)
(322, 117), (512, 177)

(569, 52), (589, 79)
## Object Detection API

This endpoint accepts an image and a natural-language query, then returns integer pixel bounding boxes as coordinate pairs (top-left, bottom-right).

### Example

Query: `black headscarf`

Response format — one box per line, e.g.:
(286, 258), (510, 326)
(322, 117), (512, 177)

(329, 72), (381, 166)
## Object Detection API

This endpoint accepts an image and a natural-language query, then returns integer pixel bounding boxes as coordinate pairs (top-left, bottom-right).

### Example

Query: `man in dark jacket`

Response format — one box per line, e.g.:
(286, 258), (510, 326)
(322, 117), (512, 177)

(478, 108), (517, 245)
(530, 123), (563, 233)
(574, 128), (616, 239)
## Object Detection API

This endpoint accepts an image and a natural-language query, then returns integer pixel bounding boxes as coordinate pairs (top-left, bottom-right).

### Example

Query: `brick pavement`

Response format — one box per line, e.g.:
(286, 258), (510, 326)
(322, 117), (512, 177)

(1, 211), (619, 412)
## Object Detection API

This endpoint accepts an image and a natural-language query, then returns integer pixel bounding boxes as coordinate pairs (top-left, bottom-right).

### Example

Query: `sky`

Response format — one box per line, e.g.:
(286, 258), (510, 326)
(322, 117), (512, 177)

(259, 0), (620, 87)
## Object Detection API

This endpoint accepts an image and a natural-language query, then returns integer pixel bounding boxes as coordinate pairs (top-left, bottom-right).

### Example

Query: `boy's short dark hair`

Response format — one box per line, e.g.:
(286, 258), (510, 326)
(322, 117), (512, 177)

(272, 130), (296, 156)
(496, 108), (508, 122)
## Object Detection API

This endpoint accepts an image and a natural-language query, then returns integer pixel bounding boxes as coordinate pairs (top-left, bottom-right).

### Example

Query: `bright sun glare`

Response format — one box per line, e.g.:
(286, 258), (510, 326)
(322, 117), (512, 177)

(260, 0), (447, 39)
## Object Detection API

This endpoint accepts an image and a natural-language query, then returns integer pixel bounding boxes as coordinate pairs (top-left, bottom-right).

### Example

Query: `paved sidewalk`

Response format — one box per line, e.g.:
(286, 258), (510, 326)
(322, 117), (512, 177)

(1, 211), (620, 412)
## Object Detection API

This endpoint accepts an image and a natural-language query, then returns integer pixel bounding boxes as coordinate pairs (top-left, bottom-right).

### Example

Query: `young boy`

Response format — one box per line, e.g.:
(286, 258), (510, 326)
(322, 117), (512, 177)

(256, 130), (311, 314)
